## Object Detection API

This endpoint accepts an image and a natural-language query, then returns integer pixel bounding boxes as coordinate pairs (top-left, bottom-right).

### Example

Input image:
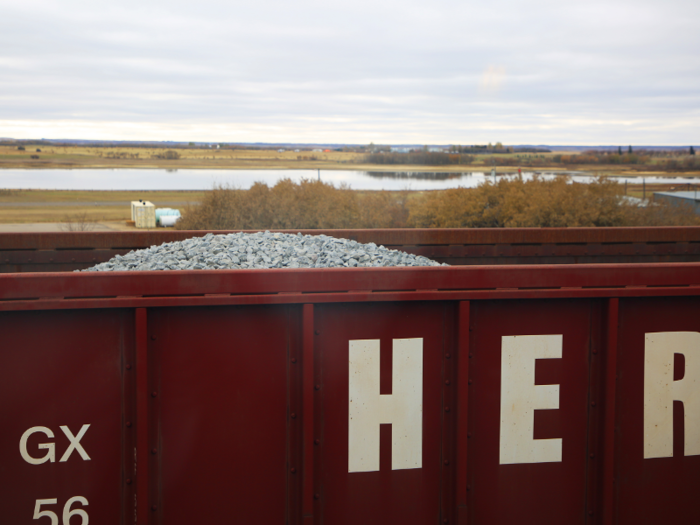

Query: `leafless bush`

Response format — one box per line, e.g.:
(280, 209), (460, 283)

(176, 179), (409, 230)
(408, 176), (700, 228)
(59, 212), (97, 231)
(176, 176), (700, 230)
(105, 151), (139, 159)
(151, 150), (181, 160)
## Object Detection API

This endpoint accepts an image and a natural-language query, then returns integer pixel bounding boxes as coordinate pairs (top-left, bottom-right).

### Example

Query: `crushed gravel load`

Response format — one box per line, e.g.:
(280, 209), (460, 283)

(81, 231), (446, 272)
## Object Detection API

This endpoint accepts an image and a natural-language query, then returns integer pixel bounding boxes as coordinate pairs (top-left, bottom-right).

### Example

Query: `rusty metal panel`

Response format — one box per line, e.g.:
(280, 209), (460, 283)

(4, 227), (700, 251)
(9, 249), (124, 268)
(0, 309), (131, 525)
(146, 305), (295, 524)
(3, 263), (700, 307)
(313, 302), (449, 524)
(614, 297), (700, 524)
(468, 299), (594, 524)
(3, 227), (700, 272)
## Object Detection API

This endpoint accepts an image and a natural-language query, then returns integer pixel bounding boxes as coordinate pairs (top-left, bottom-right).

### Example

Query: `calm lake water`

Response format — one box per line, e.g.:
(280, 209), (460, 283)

(1, 168), (698, 191)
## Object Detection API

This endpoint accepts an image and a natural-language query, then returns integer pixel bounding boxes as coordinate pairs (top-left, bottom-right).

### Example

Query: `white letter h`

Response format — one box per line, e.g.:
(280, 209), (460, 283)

(348, 338), (423, 473)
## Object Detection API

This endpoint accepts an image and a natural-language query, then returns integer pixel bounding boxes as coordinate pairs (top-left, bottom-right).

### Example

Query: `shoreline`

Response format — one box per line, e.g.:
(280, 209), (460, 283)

(2, 162), (699, 179)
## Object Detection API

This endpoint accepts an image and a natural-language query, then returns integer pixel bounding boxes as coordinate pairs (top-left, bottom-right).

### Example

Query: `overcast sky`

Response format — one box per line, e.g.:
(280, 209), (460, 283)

(1, 0), (698, 145)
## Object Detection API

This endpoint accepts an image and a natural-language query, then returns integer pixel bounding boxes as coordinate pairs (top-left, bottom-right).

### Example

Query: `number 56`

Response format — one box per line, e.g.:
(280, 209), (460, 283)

(34, 497), (89, 525)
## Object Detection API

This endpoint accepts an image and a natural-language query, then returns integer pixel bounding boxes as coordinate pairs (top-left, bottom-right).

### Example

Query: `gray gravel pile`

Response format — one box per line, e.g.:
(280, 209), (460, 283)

(81, 231), (446, 271)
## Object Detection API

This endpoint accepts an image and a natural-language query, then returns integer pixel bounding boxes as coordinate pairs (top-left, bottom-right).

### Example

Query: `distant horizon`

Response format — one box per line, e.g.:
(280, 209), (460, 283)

(1, 137), (697, 151)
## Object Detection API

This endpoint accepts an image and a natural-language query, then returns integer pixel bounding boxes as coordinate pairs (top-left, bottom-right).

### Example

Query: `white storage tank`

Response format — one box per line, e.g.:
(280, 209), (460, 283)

(155, 208), (182, 227)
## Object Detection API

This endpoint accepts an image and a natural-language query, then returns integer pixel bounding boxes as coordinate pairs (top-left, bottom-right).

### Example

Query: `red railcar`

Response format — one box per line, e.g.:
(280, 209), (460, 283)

(2, 226), (700, 273)
(1, 228), (699, 525)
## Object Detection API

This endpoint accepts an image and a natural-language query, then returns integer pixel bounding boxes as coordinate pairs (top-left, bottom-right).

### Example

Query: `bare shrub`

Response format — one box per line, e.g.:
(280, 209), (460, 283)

(177, 176), (700, 230)
(152, 150), (181, 160)
(407, 176), (700, 228)
(106, 151), (139, 159)
(355, 190), (410, 228)
(627, 200), (700, 226)
(176, 179), (411, 230)
(59, 212), (97, 231)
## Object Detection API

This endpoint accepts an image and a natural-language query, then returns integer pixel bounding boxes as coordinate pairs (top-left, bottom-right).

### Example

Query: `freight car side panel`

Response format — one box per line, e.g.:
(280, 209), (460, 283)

(615, 297), (700, 525)
(313, 302), (450, 525)
(147, 305), (294, 525)
(468, 300), (594, 524)
(0, 309), (129, 525)
(2, 263), (700, 524)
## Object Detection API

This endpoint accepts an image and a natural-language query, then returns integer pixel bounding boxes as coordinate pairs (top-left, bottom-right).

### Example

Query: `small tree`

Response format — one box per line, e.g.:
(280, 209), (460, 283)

(618, 146), (622, 155)
(628, 145), (633, 154)
(17, 146), (25, 151)
(691, 146), (696, 156)
(59, 212), (97, 232)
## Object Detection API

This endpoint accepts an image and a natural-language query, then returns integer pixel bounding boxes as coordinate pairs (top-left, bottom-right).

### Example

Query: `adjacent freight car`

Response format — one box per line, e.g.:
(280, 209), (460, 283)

(3, 226), (700, 273)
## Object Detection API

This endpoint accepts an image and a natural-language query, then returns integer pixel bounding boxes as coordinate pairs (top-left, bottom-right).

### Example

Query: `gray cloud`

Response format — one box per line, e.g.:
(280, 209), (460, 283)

(1, 0), (698, 144)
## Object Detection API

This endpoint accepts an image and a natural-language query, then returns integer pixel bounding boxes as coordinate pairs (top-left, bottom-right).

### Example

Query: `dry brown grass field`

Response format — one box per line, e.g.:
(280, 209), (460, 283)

(0, 189), (204, 223)
(2, 145), (699, 177)
(0, 145), (363, 170)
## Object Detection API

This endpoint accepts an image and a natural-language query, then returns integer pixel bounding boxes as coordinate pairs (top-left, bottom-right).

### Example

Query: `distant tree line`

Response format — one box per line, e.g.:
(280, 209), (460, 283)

(549, 149), (700, 169)
(655, 157), (700, 171)
(512, 147), (552, 153)
(362, 151), (475, 166)
(449, 144), (511, 154)
(360, 148), (700, 169)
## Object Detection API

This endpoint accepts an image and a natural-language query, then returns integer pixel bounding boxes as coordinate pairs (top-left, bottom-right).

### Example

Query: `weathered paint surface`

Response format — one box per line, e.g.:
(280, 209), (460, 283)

(0, 309), (129, 525)
(615, 297), (700, 525)
(315, 302), (445, 525)
(3, 226), (700, 272)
